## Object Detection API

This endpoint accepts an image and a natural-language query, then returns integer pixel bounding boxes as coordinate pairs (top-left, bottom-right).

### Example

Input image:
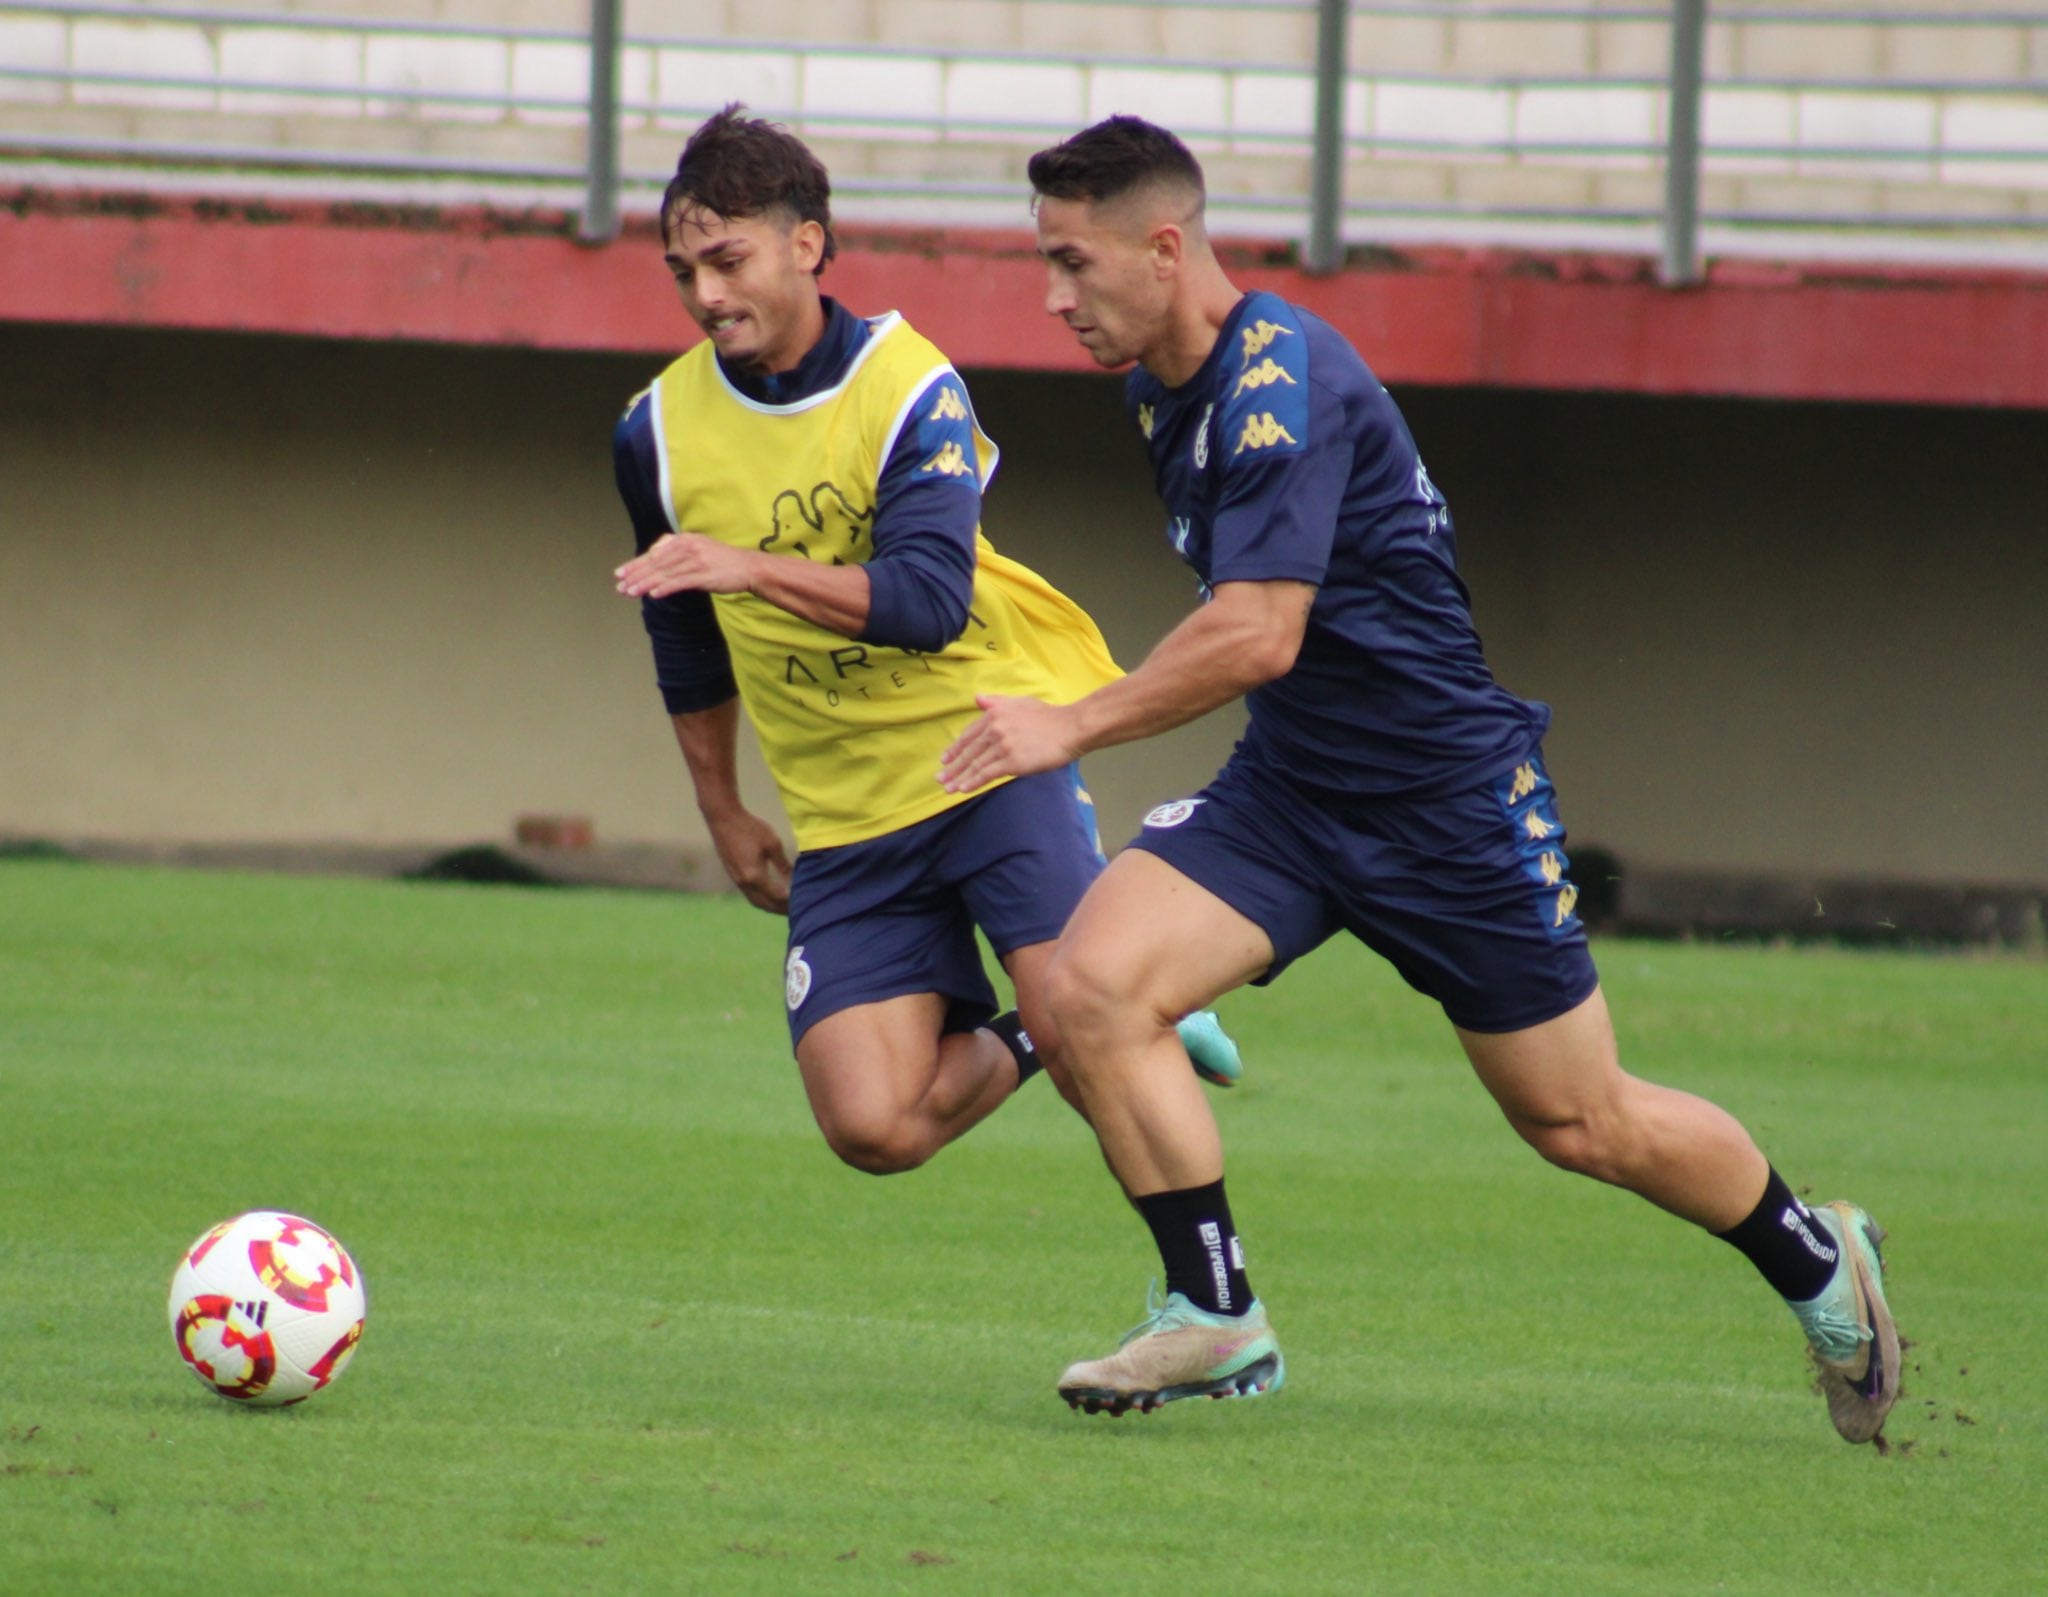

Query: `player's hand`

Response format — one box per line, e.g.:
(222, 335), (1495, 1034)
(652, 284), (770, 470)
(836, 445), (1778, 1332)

(938, 694), (1079, 794)
(705, 808), (792, 914)
(616, 532), (757, 599)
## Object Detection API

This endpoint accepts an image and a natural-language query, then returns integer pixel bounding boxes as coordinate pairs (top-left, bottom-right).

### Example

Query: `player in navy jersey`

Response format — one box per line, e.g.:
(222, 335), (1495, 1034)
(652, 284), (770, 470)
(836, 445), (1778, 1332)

(939, 116), (1898, 1442)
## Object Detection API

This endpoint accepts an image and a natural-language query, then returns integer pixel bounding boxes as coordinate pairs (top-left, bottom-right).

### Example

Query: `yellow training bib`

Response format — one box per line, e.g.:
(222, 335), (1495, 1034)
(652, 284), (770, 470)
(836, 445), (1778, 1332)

(649, 313), (1121, 849)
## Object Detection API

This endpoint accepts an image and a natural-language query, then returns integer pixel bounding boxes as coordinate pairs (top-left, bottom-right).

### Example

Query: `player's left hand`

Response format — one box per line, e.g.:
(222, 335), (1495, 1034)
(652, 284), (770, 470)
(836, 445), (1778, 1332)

(615, 532), (756, 599)
(938, 694), (1079, 793)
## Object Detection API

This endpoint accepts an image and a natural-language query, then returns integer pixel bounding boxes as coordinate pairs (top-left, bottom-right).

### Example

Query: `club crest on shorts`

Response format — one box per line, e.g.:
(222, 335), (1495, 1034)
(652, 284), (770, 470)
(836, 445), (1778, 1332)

(784, 944), (813, 1011)
(1142, 798), (1205, 829)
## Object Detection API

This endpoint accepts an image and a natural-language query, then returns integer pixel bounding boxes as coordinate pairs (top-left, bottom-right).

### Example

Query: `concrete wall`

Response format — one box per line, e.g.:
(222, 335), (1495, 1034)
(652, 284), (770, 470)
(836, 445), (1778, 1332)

(3, 320), (2044, 887)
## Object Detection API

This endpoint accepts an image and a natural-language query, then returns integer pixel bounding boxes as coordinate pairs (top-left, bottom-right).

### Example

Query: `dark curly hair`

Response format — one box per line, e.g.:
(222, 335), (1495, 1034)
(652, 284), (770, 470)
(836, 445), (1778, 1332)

(661, 103), (837, 274)
(1027, 115), (1205, 208)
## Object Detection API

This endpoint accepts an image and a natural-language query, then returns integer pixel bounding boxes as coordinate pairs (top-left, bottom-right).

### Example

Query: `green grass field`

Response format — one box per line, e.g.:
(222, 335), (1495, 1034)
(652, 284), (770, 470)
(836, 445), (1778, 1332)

(3, 858), (2042, 1595)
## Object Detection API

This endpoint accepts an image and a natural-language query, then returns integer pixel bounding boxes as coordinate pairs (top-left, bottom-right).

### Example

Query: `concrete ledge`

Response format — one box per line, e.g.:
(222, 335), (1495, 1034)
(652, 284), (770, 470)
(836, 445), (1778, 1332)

(1605, 864), (2047, 950)
(0, 835), (731, 895)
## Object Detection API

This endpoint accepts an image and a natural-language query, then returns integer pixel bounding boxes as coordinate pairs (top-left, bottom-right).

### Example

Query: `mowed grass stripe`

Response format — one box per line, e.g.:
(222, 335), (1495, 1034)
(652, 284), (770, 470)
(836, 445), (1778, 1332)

(1, 861), (2041, 1596)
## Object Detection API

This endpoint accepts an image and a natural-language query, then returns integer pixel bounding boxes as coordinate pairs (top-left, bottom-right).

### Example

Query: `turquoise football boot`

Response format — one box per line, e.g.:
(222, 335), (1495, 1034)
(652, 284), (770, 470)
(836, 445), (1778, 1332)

(1787, 1200), (1900, 1444)
(1058, 1284), (1283, 1417)
(1175, 1009), (1243, 1088)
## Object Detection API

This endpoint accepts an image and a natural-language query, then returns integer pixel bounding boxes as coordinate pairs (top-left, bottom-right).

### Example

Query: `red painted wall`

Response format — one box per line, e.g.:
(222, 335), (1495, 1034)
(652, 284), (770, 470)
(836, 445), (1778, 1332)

(6, 186), (2048, 409)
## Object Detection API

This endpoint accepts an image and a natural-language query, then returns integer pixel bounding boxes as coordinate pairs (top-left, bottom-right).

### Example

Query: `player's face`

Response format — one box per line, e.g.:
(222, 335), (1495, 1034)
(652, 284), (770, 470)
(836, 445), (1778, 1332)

(662, 205), (826, 374)
(1035, 195), (1173, 371)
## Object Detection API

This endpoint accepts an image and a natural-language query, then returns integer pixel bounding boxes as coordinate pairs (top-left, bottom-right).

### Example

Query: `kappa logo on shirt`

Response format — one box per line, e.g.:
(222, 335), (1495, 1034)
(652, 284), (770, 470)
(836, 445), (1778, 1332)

(1138, 402), (1156, 440)
(928, 386), (968, 423)
(918, 440), (973, 478)
(1193, 403), (1214, 470)
(1234, 412), (1297, 455)
(1142, 798), (1206, 829)
(1233, 357), (1296, 396)
(1240, 319), (1295, 363)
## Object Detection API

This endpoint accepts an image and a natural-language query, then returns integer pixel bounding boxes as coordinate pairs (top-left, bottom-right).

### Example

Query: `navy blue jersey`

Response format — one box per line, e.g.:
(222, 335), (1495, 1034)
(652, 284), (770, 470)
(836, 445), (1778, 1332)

(1128, 290), (1548, 799)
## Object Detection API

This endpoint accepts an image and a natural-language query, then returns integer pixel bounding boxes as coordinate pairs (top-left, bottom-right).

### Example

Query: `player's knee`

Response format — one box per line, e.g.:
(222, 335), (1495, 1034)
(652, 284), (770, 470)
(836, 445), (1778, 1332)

(1042, 945), (1121, 1041)
(820, 1118), (931, 1177)
(1048, 937), (1146, 1048)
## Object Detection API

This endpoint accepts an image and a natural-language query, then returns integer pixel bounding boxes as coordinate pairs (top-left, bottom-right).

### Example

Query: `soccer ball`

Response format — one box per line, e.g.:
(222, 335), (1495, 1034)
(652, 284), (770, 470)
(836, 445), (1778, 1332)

(168, 1210), (366, 1407)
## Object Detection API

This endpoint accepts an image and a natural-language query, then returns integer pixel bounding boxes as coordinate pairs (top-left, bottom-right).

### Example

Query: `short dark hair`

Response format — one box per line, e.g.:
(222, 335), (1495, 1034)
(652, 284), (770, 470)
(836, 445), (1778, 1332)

(1026, 115), (1206, 208)
(661, 103), (837, 274)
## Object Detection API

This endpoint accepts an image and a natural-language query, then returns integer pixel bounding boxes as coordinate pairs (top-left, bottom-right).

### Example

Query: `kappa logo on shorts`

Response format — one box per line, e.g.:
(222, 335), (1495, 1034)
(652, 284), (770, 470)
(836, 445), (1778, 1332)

(784, 944), (813, 1011)
(1142, 798), (1205, 829)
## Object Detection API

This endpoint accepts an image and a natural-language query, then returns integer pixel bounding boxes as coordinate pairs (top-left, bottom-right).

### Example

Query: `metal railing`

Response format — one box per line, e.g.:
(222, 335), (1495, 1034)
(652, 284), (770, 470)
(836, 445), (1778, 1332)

(3, 0), (2045, 272)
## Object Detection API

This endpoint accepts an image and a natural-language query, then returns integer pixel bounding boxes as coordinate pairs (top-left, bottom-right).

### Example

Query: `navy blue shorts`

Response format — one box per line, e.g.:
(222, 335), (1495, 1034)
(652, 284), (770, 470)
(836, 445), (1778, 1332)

(1125, 750), (1599, 1034)
(780, 766), (1104, 1046)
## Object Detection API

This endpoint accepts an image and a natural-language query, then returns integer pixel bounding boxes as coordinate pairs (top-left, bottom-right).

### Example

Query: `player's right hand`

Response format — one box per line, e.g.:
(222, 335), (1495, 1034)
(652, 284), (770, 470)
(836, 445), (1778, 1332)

(707, 809), (792, 915)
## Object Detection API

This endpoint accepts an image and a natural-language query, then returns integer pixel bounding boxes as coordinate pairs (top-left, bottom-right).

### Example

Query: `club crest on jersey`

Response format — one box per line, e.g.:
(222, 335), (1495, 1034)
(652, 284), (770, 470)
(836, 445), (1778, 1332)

(1234, 412), (1296, 455)
(1142, 798), (1205, 829)
(785, 944), (813, 1011)
(928, 385), (968, 423)
(1193, 403), (1214, 470)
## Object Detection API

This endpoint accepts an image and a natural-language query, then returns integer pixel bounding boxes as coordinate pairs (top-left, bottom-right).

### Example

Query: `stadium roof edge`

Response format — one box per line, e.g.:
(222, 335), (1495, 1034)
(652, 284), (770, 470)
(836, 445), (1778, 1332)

(6, 185), (2048, 410)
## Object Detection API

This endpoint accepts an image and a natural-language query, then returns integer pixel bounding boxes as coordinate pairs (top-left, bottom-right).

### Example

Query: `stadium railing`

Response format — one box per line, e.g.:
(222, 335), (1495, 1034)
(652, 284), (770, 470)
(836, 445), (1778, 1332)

(1, 0), (2043, 270)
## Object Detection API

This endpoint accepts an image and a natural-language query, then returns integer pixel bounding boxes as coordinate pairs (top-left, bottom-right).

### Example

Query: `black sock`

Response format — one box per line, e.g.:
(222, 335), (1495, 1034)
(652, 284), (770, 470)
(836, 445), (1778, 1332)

(1714, 1167), (1840, 1301)
(1134, 1179), (1252, 1317)
(983, 1011), (1041, 1087)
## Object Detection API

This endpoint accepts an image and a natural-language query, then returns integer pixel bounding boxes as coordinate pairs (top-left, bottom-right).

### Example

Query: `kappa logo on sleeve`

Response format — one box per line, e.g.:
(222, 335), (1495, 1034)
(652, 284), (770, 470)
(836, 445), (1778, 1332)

(1239, 320), (1295, 363)
(918, 440), (973, 478)
(1233, 413), (1297, 455)
(1233, 358), (1297, 397)
(928, 385), (968, 423)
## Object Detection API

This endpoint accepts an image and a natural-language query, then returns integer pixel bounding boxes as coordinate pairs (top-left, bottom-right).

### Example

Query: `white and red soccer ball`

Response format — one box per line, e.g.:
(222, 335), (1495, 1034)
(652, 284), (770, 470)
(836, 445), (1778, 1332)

(168, 1210), (366, 1406)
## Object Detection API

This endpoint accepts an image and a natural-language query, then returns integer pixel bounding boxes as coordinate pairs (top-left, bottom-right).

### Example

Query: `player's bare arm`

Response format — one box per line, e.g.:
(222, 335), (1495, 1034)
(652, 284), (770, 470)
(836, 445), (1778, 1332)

(670, 695), (792, 913)
(616, 532), (873, 639)
(938, 578), (1314, 794)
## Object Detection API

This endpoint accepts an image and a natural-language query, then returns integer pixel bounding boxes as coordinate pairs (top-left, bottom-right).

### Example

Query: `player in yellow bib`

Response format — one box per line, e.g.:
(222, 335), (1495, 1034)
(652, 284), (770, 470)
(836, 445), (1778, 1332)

(612, 105), (1241, 1178)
